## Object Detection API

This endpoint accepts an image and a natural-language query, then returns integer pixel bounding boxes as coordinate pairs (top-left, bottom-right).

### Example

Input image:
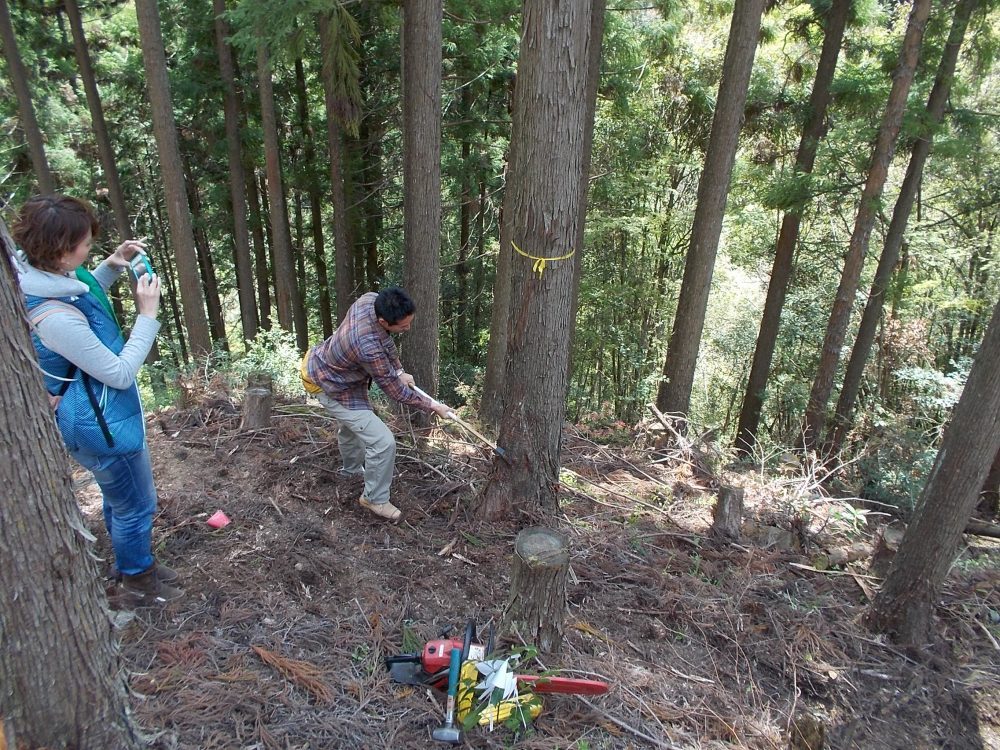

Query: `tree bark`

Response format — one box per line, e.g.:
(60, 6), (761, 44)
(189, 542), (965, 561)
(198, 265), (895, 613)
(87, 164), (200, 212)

(713, 485), (744, 539)
(293, 56), (334, 339)
(867, 299), (1000, 644)
(0, 220), (143, 749)
(801, 0), (931, 451)
(257, 44), (307, 351)
(213, 0), (259, 343)
(0, 0), (55, 193)
(318, 9), (359, 324)
(182, 147), (228, 350)
(827, 0), (978, 456)
(978, 446), (1000, 516)
(503, 527), (569, 653)
(733, 0), (849, 458)
(134, 0), (211, 356)
(568, 0), (607, 378)
(64, 0), (129, 238)
(657, 0), (767, 419)
(245, 165), (272, 331)
(401, 0), (443, 407)
(478, 0), (599, 518)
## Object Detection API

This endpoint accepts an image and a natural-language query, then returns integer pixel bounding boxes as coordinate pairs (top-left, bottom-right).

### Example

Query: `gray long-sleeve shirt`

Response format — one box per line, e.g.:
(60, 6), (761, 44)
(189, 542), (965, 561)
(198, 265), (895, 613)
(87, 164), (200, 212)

(17, 254), (160, 390)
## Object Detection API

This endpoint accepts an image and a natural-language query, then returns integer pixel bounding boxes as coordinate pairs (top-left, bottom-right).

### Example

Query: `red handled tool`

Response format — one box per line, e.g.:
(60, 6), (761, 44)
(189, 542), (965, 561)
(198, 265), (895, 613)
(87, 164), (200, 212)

(385, 621), (609, 696)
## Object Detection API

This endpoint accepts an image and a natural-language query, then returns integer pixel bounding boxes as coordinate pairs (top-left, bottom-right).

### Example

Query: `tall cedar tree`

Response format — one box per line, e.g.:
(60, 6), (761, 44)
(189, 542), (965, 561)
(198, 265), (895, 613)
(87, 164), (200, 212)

(293, 56), (334, 338)
(829, 0), (980, 455)
(656, 0), (767, 420)
(134, 0), (212, 356)
(401, 0), (443, 402)
(867, 298), (1000, 643)
(0, 0), (55, 193)
(64, 0), (130, 239)
(257, 44), (307, 351)
(734, 0), (850, 458)
(478, 0), (603, 518)
(801, 0), (931, 451)
(213, 0), (259, 342)
(0, 220), (143, 750)
(319, 9), (358, 323)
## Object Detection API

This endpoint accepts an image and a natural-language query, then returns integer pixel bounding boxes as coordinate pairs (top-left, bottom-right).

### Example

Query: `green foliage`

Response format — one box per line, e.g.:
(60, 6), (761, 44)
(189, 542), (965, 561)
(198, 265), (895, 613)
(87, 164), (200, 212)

(231, 328), (303, 397)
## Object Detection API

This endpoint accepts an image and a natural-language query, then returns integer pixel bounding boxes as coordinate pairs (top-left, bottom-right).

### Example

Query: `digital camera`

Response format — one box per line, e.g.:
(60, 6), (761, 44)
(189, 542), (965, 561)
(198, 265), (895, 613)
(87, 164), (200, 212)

(128, 252), (154, 280)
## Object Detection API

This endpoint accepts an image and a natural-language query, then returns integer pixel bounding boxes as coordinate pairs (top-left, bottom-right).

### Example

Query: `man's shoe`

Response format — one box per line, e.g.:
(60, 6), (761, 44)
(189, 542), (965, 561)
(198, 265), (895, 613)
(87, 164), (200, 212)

(358, 496), (401, 522)
(337, 468), (364, 480)
(122, 565), (184, 606)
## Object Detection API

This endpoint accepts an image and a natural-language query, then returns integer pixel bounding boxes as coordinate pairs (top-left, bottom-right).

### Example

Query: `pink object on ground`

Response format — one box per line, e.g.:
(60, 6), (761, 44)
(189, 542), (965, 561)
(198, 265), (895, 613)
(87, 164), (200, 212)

(207, 510), (231, 529)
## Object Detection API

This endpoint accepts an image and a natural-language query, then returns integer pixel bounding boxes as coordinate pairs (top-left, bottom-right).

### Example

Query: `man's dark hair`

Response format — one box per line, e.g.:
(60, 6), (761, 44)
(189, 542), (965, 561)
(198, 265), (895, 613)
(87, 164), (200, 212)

(374, 286), (416, 324)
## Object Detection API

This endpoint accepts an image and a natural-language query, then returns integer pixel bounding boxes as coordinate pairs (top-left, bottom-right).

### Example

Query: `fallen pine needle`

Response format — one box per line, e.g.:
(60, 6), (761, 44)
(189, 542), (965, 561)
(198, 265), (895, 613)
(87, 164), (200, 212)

(251, 645), (332, 703)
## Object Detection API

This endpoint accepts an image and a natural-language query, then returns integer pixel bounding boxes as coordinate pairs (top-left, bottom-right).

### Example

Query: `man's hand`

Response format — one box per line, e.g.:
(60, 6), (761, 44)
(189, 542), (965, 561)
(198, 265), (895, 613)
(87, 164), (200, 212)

(399, 371), (416, 388)
(430, 401), (453, 419)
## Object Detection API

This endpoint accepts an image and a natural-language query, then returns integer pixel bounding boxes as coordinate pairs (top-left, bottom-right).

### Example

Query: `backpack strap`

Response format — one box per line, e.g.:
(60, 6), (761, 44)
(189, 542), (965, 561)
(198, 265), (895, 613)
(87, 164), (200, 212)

(27, 299), (88, 328)
(27, 301), (86, 396)
(81, 372), (115, 448)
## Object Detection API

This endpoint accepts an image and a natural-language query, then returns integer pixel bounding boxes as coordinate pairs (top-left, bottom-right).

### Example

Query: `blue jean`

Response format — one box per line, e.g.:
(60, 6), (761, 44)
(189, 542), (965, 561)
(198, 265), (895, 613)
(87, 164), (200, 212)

(70, 447), (157, 576)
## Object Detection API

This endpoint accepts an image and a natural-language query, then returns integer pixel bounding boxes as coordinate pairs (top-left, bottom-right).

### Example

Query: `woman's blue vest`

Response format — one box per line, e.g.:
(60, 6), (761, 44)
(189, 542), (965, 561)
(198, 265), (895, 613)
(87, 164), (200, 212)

(25, 291), (146, 456)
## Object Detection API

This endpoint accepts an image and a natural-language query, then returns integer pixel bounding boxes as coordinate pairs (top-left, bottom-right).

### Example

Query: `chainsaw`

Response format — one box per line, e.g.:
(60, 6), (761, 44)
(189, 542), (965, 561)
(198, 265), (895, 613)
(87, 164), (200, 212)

(385, 620), (609, 696)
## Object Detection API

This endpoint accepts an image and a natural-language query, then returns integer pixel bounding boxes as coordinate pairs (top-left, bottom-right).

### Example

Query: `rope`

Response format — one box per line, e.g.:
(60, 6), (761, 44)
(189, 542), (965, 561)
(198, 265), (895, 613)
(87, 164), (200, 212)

(511, 241), (575, 277)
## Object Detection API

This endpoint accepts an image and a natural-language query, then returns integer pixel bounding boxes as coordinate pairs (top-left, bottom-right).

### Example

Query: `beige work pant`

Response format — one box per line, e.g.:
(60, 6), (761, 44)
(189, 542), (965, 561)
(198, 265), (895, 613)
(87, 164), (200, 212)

(317, 394), (395, 505)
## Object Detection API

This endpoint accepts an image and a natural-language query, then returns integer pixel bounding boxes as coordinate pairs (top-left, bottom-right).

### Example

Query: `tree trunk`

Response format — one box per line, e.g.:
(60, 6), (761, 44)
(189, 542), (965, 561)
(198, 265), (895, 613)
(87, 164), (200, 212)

(733, 0), (849, 458)
(0, 0), (55, 193)
(257, 44), (306, 351)
(478, 0), (599, 519)
(318, 9), (360, 324)
(134, 0), (211, 356)
(657, 0), (767, 419)
(867, 299), (1000, 644)
(292, 57), (334, 339)
(978, 446), (1000, 516)
(828, 0), (978, 456)
(182, 148), (228, 350)
(0, 220), (143, 750)
(245, 165), (272, 331)
(401, 0), (443, 407)
(142, 162), (188, 364)
(801, 0), (931, 451)
(213, 0), (259, 343)
(568, 0), (607, 380)
(65, 0), (129, 238)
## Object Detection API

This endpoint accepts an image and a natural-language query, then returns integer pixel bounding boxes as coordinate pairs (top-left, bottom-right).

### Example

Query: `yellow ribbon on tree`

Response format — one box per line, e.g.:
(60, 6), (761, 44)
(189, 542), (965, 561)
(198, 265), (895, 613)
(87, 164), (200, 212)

(511, 241), (575, 277)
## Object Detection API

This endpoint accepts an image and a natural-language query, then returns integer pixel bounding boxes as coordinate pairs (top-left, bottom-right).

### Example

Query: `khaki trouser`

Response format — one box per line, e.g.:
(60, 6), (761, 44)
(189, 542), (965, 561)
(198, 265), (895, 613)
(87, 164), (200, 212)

(317, 393), (395, 505)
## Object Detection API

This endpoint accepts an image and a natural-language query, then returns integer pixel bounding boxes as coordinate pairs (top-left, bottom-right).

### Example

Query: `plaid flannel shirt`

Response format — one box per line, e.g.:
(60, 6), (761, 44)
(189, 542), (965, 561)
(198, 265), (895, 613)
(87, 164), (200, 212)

(306, 292), (433, 412)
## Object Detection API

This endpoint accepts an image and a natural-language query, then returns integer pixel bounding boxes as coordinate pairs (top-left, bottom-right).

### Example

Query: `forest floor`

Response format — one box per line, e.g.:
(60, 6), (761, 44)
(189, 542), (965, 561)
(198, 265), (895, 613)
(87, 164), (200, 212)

(72, 382), (1000, 750)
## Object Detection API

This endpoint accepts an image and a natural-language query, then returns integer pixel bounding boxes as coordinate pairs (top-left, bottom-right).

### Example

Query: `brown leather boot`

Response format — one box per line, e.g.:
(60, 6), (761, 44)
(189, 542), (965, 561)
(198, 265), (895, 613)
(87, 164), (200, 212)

(122, 565), (184, 605)
(107, 561), (178, 583)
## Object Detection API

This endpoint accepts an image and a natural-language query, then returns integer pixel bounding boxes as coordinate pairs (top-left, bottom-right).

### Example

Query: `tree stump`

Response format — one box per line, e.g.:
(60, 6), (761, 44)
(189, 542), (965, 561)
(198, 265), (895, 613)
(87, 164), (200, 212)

(247, 371), (273, 391)
(503, 527), (569, 653)
(241, 374), (273, 431)
(712, 485), (744, 539)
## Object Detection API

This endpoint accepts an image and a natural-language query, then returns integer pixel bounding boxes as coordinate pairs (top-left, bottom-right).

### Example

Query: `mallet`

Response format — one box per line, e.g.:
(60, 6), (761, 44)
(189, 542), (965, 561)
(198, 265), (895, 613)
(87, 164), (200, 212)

(432, 646), (463, 744)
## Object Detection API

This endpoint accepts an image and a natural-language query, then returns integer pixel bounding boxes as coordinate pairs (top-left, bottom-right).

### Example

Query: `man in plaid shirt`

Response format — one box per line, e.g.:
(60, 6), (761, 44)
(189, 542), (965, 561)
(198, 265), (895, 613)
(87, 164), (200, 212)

(301, 287), (451, 521)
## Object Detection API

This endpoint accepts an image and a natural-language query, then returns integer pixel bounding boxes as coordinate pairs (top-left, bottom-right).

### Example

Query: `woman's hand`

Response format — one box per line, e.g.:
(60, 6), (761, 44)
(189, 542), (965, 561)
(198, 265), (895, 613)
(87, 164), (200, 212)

(107, 238), (148, 271)
(134, 272), (161, 319)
